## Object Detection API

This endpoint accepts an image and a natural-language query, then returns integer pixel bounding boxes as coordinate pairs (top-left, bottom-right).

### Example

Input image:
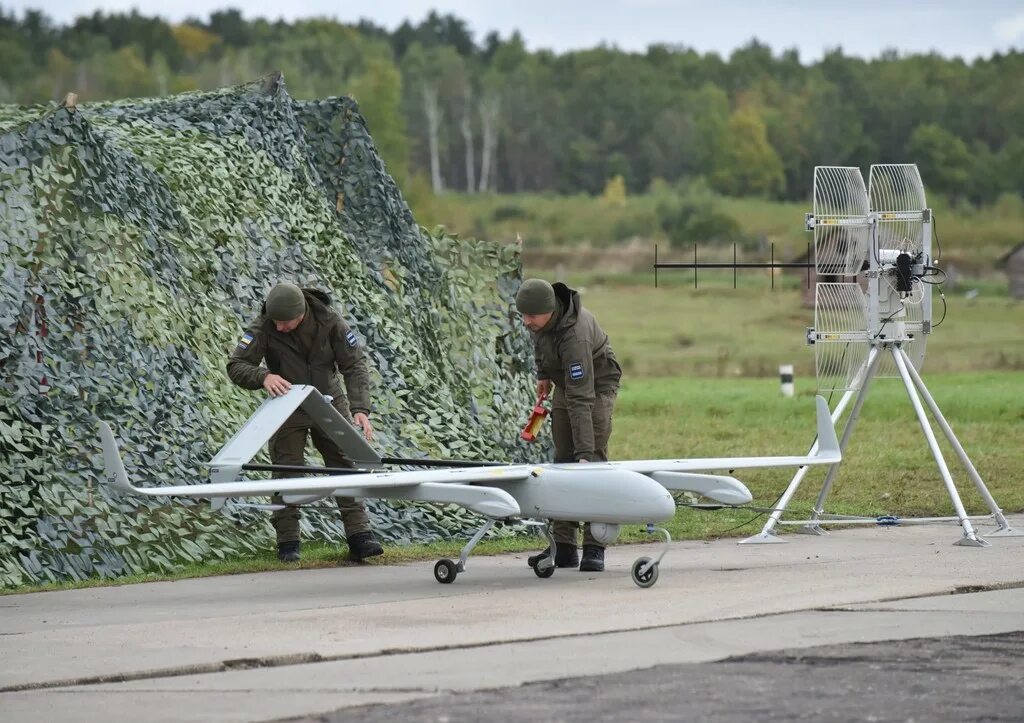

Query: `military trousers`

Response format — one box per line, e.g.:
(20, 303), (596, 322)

(550, 391), (617, 549)
(269, 408), (371, 544)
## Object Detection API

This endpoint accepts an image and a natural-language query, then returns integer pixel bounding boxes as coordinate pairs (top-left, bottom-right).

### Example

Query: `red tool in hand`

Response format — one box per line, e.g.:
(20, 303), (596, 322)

(520, 390), (550, 442)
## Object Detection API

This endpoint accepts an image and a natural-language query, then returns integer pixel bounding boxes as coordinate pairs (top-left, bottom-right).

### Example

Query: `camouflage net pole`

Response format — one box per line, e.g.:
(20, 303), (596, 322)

(0, 74), (546, 587)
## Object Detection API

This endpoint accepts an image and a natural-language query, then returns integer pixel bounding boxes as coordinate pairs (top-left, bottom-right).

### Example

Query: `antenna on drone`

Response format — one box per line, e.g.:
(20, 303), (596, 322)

(737, 164), (1019, 546)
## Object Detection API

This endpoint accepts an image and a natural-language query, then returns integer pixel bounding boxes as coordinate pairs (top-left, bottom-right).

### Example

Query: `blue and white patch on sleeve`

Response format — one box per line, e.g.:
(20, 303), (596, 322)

(236, 332), (254, 350)
(568, 361), (585, 381)
(345, 330), (359, 348)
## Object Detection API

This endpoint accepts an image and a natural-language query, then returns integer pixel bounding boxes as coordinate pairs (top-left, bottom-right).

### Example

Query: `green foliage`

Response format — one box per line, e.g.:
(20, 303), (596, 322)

(657, 181), (746, 248)
(0, 76), (544, 587)
(908, 123), (972, 198)
(712, 106), (785, 198)
(600, 175), (627, 206)
(1, 10), (1022, 203)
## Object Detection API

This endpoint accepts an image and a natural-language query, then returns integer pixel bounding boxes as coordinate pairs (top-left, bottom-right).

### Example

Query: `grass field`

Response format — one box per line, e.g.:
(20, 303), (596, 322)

(554, 272), (1024, 379)
(422, 190), (1024, 274)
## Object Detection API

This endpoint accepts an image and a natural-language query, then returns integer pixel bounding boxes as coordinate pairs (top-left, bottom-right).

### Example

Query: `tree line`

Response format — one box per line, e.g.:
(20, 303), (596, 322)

(3, 7), (1022, 203)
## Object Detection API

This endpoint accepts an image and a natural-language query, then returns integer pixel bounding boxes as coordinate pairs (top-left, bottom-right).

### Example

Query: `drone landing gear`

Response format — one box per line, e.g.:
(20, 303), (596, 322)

(631, 524), (671, 589)
(529, 522), (558, 579)
(434, 518), (495, 584)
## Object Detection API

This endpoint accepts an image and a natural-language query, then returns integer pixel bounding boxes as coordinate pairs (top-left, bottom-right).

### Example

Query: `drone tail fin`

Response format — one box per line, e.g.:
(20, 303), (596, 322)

(98, 421), (139, 495)
(813, 395), (841, 463)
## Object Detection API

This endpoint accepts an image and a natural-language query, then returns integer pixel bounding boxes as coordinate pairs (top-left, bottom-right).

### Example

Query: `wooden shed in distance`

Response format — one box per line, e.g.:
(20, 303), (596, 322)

(999, 242), (1024, 299)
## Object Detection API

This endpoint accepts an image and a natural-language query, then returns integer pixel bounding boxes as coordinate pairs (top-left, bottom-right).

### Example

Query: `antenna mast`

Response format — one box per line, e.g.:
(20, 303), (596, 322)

(738, 165), (1019, 546)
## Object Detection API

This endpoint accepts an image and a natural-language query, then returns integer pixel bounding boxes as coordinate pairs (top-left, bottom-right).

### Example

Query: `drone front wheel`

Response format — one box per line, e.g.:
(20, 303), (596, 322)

(631, 556), (659, 588)
(533, 558), (555, 578)
(434, 558), (458, 584)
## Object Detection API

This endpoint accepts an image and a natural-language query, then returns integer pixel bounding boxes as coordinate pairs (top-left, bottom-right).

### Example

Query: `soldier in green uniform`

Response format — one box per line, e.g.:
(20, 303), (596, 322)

(515, 278), (622, 572)
(227, 282), (384, 563)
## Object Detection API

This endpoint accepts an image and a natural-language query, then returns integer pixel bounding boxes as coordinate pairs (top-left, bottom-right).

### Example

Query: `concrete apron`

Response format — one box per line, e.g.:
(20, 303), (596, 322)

(2, 517), (1023, 722)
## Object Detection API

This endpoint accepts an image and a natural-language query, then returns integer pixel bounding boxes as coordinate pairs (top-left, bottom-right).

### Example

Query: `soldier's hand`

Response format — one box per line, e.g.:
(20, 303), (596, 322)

(578, 458), (589, 463)
(353, 412), (374, 441)
(263, 373), (292, 397)
(537, 379), (552, 399)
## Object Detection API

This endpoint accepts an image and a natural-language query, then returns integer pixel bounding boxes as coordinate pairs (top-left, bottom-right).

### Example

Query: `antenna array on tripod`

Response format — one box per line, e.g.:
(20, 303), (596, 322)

(653, 162), (1019, 546)
(740, 163), (1019, 547)
(808, 164), (932, 391)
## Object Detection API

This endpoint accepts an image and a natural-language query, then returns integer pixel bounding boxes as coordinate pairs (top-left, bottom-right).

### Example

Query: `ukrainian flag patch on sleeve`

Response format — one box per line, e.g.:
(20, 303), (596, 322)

(236, 332), (254, 350)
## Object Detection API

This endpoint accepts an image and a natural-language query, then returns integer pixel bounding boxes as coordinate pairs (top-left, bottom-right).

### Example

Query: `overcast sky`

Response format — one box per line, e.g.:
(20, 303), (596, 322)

(11, 0), (1024, 62)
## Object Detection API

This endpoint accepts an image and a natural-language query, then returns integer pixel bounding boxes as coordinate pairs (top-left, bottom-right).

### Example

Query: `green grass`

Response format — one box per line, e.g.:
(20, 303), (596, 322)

(613, 372), (1024, 515)
(545, 272), (1024, 379)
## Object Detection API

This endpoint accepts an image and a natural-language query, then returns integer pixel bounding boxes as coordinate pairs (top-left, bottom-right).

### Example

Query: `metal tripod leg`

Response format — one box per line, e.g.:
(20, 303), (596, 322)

(898, 348), (1019, 538)
(891, 348), (989, 547)
(740, 347), (881, 544)
(804, 347), (884, 533)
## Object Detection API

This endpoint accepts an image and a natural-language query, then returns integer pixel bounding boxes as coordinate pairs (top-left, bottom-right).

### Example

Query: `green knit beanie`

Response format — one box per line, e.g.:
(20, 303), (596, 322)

(515, 279), (557, 314)
(266, 283), (306, 321)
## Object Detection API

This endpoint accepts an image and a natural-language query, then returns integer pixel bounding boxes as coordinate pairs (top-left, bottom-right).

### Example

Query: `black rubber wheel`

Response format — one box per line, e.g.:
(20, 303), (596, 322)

(533, 559), (555, 578)
(631, 556), (659, 588)
(434, 558), (458, 584)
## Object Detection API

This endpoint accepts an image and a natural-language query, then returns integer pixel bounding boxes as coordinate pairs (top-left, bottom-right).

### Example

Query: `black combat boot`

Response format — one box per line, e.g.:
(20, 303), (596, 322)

(347, 531), (384, 561)
(527, 543), (578, 568)
(277, 540), (300, 563)
(579, 544), (605, 572)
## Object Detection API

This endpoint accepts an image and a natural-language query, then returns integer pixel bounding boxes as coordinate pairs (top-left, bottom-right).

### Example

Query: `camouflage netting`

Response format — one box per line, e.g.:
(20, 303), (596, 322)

(0, 74), (547, 587)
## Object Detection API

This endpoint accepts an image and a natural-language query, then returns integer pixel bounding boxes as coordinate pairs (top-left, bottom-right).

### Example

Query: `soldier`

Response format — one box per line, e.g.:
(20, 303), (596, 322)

(516, 278), (622, 572)
(227, 282), (384, 563)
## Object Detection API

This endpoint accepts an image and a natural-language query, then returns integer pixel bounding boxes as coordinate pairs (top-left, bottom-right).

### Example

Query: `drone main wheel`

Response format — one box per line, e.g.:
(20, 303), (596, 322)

(533, 558), (555, 578)
(434, 558), (458, 584)
(631, 556), (659, 588)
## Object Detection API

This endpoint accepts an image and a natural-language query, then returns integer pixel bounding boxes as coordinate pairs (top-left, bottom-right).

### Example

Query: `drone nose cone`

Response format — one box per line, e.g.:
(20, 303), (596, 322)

(651, 488), (677, 521)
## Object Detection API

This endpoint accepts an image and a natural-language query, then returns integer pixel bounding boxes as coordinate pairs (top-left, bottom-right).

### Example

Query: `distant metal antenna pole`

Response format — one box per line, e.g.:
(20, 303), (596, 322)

(653, 242), (814, 288)
(741, 165), (1019, 547)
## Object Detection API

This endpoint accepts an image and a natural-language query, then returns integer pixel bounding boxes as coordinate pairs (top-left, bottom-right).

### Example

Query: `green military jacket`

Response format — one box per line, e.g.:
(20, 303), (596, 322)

(227, 289), (371, 415)
(530, 282), (621, 459)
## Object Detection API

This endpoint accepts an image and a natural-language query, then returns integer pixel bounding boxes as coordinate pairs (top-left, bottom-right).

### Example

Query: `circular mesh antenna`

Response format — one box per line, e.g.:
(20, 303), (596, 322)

(813, 166), (870, 276)
(814, 282), (869, 393)
(868, 164), (927, 258)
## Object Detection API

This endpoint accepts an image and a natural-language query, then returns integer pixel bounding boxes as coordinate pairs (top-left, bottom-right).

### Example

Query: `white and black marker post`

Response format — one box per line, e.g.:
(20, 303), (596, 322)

(780, 364), (794, 397)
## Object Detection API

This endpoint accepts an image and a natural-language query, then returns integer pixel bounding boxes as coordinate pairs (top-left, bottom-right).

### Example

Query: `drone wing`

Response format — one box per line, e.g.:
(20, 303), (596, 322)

(99, 421), (525, 519)
(615, 395), (839, 474)
(609, 396), (840, 505)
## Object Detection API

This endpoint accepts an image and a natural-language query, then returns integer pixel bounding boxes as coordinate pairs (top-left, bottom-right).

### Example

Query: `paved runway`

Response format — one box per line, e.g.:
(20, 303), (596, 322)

(2, 518), (1022, 722)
